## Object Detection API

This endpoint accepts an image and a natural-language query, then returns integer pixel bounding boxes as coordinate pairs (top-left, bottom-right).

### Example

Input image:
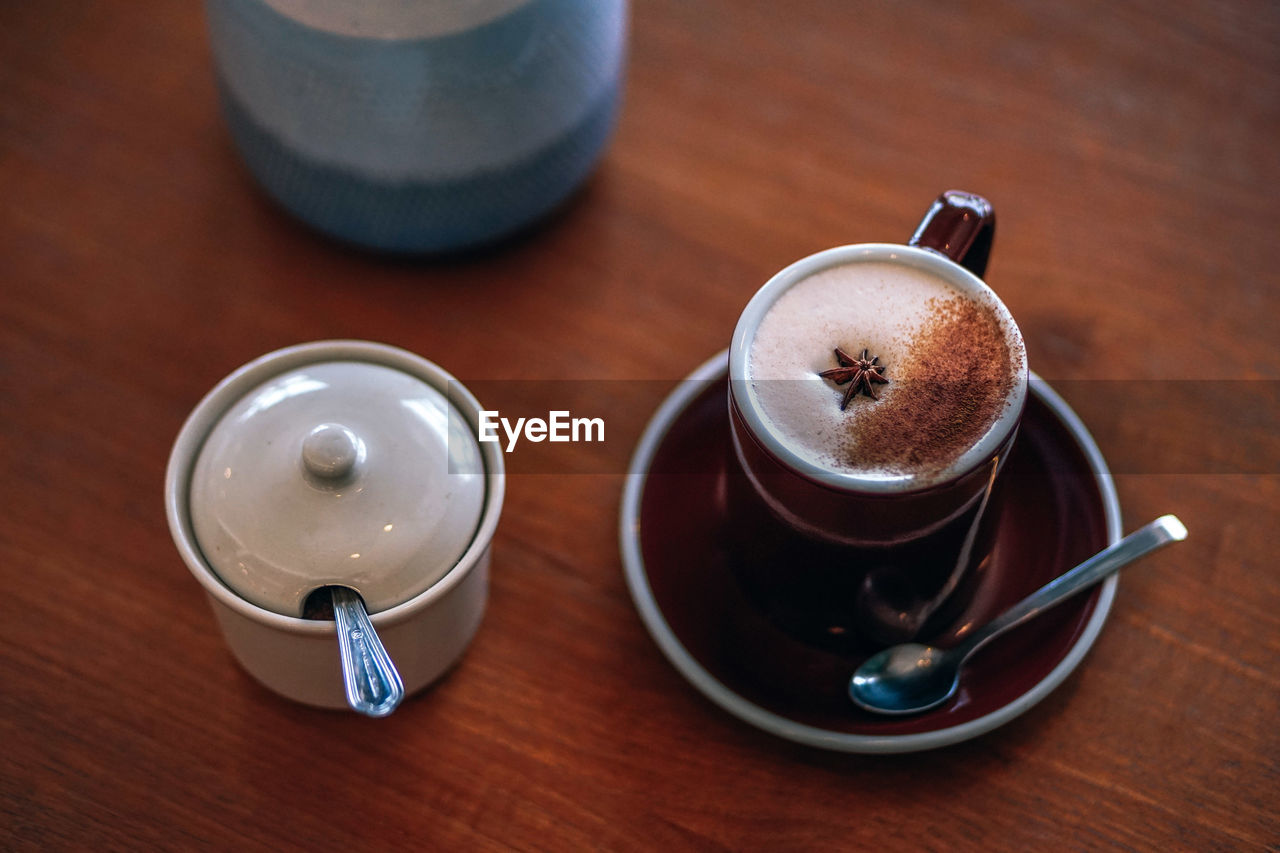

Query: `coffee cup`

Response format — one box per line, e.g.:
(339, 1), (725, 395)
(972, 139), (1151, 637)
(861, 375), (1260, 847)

(726, 192), (1027, 648)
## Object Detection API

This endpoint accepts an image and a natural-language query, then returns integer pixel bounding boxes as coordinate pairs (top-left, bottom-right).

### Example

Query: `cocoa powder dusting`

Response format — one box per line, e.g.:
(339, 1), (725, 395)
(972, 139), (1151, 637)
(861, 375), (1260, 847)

(840, 295), (1015, 475)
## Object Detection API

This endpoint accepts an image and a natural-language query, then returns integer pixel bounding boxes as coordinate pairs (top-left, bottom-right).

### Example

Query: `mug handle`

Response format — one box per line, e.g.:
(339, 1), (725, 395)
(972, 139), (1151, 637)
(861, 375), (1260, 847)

(908, 190), (996, 279)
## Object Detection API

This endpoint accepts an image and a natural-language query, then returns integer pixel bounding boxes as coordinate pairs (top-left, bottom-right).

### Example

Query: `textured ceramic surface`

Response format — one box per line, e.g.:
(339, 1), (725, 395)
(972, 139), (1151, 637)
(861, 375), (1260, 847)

(188, 359), (485, 616)
(620, 353), (1120, 753)
(205, 0), (629, 252)
(166, 340), (505, 708)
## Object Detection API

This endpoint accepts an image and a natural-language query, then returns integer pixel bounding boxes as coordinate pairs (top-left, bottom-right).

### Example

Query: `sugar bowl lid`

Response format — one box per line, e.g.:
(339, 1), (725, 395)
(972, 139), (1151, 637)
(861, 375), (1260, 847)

(186, 349), (487, 617)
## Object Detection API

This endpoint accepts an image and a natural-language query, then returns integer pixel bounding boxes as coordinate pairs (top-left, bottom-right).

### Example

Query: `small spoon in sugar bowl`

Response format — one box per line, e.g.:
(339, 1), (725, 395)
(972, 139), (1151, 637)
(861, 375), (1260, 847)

(849, 515), (1187, 716)
(328, 586), (404, 717)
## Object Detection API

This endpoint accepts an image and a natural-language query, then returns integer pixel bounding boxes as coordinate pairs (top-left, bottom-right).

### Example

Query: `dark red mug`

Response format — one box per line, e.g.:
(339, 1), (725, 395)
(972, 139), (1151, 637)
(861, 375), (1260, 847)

(725, 192), (1028, 649)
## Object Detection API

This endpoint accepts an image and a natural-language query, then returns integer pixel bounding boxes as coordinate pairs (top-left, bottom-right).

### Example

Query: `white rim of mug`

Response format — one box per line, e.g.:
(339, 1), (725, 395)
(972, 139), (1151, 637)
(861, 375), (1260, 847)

(164, 340), (506, 635)
(728, 244), (1029, 493)
(620, 351), (1121, 754)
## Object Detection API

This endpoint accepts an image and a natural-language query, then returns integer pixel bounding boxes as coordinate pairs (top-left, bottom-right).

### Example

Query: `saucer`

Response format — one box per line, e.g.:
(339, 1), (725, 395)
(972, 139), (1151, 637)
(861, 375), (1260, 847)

(620, 352), (1121, 753)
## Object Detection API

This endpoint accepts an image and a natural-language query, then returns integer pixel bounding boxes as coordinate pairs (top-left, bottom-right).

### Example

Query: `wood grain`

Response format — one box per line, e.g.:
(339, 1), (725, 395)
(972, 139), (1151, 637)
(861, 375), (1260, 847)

(2, 0), (1277, 849)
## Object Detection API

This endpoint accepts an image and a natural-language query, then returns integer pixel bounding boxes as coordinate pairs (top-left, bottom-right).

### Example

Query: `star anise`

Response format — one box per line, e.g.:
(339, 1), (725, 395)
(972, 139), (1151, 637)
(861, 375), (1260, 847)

(817, 347), (889, 410)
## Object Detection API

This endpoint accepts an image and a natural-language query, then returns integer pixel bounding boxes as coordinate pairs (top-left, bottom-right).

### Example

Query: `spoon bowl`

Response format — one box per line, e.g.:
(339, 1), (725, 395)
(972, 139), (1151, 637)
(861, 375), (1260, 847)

(850, 643), (956, 714)
(849, 515), (1187, 716)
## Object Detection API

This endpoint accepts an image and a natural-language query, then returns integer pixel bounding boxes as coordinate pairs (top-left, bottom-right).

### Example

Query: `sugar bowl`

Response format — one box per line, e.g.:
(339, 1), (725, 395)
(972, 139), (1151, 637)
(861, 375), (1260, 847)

(165, 340), (504, 712)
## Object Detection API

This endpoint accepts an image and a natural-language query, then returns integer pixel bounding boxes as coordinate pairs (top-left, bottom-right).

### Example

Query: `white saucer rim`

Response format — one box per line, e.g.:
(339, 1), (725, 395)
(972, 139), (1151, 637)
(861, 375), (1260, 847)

(619, 351), (1122, 754)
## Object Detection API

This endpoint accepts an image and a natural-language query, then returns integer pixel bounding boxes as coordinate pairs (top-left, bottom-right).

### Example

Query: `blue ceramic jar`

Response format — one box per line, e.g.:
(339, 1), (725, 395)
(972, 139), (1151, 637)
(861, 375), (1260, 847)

(205, 0), (627, 252)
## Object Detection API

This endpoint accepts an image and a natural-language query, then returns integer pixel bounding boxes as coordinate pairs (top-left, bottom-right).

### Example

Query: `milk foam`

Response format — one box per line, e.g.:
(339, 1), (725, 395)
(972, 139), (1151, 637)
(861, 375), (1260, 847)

(746, 260), (1016, 479)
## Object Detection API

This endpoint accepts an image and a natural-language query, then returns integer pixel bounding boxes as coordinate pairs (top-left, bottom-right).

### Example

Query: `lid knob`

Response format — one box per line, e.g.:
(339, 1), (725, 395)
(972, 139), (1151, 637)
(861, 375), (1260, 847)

(302, 423), (365, 482)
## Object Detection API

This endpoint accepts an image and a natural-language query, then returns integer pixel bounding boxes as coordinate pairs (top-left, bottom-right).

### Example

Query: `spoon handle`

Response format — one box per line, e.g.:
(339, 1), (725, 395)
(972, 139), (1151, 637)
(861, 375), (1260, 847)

(957, 515), (1187, 660)
(330, 586), (405, 717)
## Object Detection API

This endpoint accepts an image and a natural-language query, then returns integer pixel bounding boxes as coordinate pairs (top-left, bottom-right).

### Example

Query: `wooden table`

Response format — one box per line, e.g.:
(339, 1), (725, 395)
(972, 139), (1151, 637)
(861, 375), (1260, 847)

(3, 1), (1277, 849)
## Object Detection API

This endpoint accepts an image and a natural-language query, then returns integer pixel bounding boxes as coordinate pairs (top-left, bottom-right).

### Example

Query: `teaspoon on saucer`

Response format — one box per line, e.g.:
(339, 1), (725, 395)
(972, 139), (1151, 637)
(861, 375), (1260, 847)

(849, 514), (1188, 716)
